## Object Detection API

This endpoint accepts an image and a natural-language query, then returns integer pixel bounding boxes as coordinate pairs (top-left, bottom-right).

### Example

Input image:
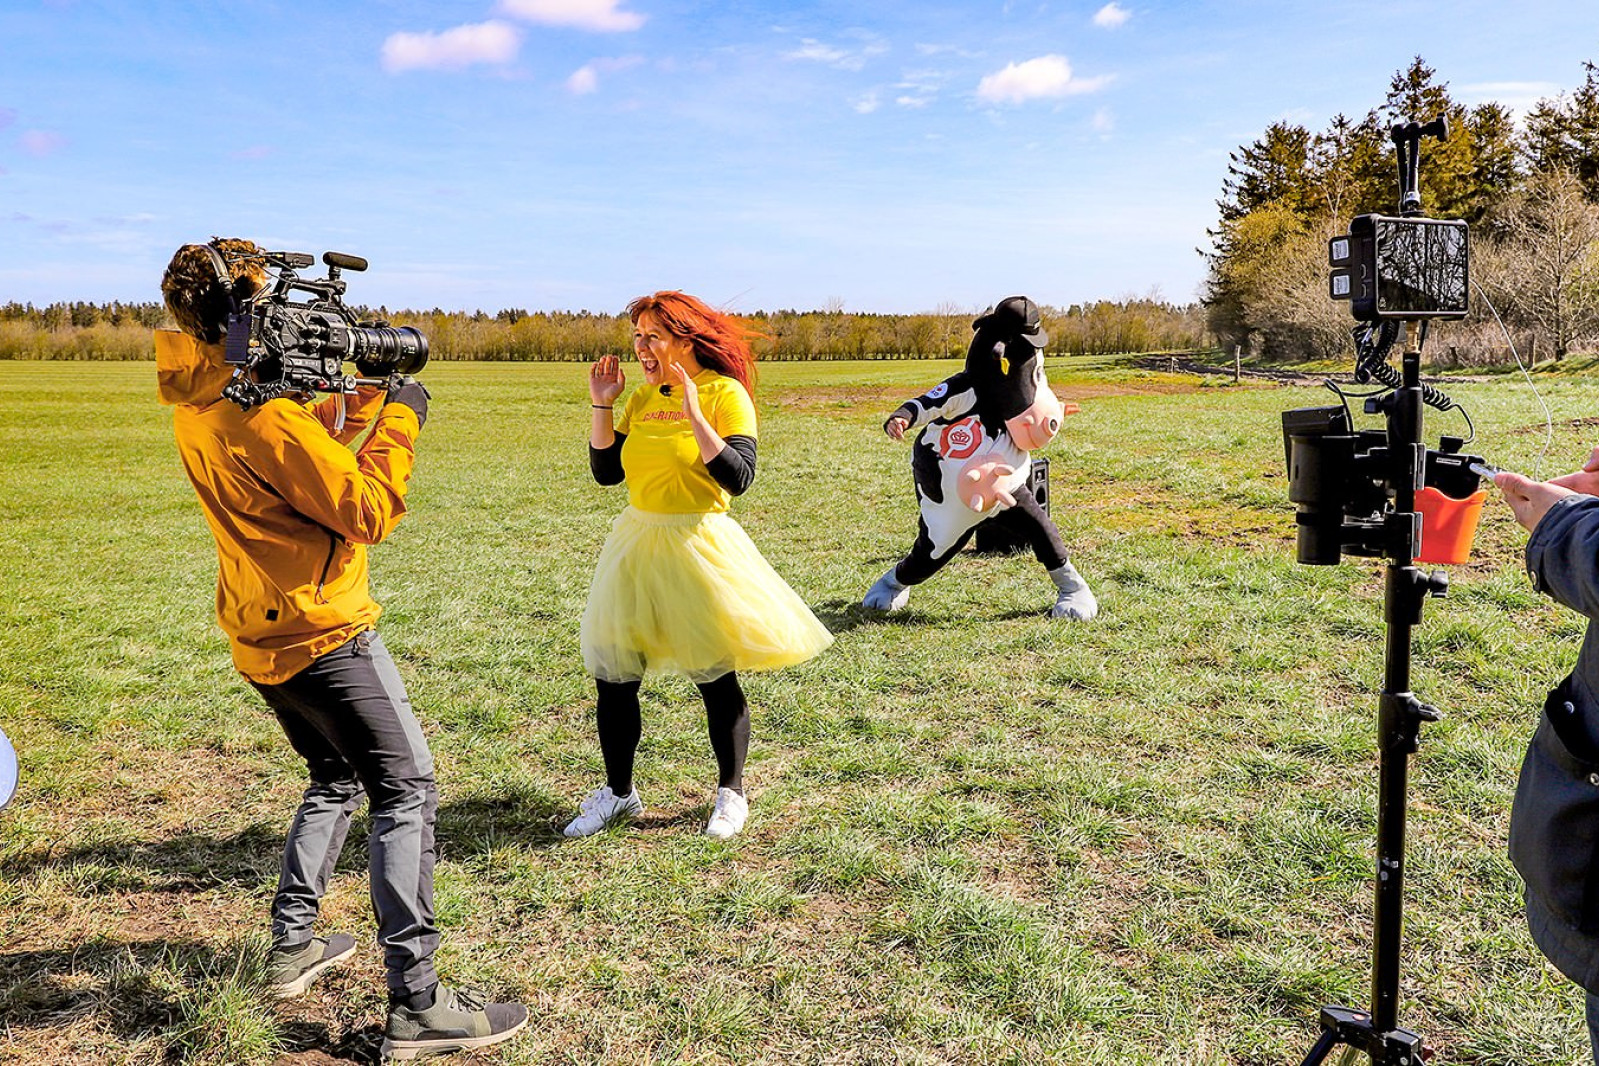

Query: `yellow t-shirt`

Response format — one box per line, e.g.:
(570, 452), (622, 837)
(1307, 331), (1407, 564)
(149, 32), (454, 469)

(617, 369), (757, 514)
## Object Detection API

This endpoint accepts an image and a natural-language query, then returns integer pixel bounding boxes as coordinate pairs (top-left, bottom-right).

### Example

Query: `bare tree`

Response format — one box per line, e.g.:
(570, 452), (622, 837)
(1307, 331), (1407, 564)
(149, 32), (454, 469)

(1488, 167), (1599, 359)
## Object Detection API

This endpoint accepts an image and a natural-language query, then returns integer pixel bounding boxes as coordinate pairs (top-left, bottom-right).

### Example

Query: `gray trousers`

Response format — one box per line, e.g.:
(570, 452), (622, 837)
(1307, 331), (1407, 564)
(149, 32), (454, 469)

(251, 631), (440, 997)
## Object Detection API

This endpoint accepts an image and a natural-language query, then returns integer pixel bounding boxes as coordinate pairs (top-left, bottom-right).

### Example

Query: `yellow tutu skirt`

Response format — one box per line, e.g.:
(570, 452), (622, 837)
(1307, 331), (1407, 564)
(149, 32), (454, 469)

(581, 507), (834, 683)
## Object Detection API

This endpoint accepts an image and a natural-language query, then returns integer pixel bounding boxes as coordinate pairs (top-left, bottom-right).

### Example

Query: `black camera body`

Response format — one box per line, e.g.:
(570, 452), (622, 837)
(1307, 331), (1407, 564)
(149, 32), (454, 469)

(1283, 404), (1482, 565)
(221, 250), (428, 411)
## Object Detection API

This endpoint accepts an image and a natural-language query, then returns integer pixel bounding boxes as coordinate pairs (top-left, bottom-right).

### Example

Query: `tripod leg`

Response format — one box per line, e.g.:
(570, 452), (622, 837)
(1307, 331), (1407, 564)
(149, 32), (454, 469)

(1300, 1031), (1340, 1066)
(1299, 1030), (1370, 1066)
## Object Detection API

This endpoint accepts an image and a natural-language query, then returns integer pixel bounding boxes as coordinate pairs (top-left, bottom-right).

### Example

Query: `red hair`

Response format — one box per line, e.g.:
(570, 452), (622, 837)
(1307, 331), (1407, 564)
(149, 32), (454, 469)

(627, 291), (758, 400)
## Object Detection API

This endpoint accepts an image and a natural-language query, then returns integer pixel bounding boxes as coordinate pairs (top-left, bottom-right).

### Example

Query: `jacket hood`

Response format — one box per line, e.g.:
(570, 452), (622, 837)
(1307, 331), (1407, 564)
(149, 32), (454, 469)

(155, 329), (235, 408)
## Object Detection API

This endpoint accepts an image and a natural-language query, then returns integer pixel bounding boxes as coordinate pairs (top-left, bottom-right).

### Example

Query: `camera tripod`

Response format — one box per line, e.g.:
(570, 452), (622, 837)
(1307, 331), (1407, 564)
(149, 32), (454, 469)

(1299, 338), (1443, 1066)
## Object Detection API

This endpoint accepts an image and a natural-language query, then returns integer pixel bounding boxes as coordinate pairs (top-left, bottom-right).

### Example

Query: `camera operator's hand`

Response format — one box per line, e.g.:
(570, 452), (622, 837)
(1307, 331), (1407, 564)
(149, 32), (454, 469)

(1496, 471), (1575, 534)
(1549, 446), (1599, 495)
(884, 415), (909, 441)
(387, 379), (429, 430)
(590, 355), (626, 406)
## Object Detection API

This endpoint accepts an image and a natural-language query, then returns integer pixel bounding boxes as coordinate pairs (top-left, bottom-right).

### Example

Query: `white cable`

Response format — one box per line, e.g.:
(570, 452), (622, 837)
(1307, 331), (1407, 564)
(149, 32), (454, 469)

(1472, 279), (1554, 479)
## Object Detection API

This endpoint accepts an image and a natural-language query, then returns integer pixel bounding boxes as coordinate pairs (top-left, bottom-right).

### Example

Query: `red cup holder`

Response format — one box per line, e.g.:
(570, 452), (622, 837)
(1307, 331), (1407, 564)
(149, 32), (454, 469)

(1415, 485), (1488, 565)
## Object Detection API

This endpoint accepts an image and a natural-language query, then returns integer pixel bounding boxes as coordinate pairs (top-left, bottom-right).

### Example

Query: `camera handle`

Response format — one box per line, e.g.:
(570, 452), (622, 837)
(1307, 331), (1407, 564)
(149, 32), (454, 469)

(1302, 340), (1442, 1066)
(1391, 118), (1448, 217)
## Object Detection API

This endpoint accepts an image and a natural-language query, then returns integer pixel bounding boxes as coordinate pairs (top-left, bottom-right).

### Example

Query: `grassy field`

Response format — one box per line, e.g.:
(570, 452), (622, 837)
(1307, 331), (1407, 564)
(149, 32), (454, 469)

(0, 355), (1595, 1065)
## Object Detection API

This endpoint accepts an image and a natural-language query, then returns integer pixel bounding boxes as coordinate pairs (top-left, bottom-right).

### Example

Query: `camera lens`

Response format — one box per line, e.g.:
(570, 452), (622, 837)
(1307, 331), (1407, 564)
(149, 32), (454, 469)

(346, 325), (429, 376)
(1288, 433), (1354, 566)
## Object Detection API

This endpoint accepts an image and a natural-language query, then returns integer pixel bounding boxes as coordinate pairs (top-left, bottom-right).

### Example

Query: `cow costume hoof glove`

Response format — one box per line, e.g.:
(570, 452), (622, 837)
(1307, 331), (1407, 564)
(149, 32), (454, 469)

(862, 568), (911, 612)
(1048, 562), (1098, 621)
(563, 786), (643, 837)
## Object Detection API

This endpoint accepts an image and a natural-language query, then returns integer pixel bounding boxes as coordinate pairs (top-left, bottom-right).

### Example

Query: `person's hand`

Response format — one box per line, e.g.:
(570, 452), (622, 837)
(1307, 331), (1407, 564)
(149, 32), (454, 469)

(387, 379), (429, 430)
(1549, 445), (1599, 494)
(671, 363), (704, 422)
(1495, 470), (1574, 533)
(590, 355), (625, 406)
(885, 415), (909, 441)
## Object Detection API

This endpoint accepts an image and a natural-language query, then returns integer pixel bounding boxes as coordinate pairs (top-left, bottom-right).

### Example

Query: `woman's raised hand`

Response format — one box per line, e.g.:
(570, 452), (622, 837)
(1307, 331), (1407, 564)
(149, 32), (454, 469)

(590, 355), (625, 406)
(671, 363), (704, 421)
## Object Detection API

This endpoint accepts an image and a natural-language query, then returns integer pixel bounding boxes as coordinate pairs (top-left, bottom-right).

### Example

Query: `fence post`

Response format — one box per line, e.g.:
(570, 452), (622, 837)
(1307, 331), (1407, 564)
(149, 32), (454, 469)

(1233, 344), (1241, 383)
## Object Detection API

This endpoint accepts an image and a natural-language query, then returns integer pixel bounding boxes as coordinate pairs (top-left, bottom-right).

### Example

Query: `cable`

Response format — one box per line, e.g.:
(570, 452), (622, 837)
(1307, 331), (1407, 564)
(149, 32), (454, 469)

(1350, 322), (1467, 424)
(1472, 279), (1554, 478)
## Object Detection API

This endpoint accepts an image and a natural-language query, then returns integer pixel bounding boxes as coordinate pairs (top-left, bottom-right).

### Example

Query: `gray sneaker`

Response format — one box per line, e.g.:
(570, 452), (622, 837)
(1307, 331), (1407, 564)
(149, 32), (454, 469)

(266, 933), (357, 999)
(381, 983), (529, 1061)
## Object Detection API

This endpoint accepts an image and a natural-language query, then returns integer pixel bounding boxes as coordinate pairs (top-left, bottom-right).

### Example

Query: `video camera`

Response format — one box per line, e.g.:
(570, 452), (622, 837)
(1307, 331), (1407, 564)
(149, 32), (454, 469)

(217, 249), (428, 411)
(1282, 118), (1482, 566)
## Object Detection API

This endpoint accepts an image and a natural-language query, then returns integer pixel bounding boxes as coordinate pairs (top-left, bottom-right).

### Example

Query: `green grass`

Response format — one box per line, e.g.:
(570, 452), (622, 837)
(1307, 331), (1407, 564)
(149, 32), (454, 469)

(0, 356), (1595, 1063)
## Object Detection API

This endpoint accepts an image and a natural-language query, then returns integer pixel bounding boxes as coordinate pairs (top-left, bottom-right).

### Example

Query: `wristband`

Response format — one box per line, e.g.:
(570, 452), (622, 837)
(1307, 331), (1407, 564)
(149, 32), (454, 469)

(592, 404), (613, 409)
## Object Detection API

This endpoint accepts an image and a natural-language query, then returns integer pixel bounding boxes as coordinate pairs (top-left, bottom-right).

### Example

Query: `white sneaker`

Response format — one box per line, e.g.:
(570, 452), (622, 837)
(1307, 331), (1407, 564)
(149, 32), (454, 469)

(705, 788), (749, 839)
(563, 786), (643, 838)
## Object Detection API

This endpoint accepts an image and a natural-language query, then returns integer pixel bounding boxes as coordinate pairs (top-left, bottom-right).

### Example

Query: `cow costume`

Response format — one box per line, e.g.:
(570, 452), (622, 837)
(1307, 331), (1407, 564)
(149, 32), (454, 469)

(862, 296), (1098, 620)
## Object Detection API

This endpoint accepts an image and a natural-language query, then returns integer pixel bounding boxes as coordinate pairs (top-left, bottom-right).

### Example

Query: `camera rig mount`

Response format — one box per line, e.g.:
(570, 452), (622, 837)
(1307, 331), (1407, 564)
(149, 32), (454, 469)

(214, 247), (429, 411)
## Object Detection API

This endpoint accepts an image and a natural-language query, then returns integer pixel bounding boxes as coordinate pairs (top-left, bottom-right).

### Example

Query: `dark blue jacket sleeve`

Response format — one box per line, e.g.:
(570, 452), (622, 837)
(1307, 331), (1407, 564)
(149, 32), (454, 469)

(1527, 495), (1599, 620)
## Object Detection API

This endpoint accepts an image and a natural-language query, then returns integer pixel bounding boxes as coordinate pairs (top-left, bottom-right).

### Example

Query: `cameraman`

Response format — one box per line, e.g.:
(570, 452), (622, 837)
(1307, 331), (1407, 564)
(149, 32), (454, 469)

(1496, 458), (1599, 1059)
(156, 239), (526, 1061)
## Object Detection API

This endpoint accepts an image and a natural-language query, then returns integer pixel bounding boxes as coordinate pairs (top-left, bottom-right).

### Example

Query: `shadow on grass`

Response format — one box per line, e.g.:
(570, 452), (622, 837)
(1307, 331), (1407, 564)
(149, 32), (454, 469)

(0, 937), (384, 1064)
(1, 789), (571, 1061)
(0, 789), (572, 887)
(811, 598), (942, 633)
(812, 597), (1053, 632)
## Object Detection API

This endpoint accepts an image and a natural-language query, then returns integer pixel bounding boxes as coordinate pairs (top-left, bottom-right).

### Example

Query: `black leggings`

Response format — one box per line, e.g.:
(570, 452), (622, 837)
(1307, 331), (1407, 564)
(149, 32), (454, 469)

(595, 673), (750, 796)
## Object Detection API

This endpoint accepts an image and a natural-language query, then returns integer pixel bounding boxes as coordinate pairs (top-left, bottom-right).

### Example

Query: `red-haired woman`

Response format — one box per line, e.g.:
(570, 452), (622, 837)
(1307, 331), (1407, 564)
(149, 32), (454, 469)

(568, 291), (832, 839)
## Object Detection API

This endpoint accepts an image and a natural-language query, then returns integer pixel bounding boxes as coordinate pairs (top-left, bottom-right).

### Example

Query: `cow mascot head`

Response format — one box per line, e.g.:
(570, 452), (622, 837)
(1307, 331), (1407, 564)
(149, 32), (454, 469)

(863, 295), (1097, 620)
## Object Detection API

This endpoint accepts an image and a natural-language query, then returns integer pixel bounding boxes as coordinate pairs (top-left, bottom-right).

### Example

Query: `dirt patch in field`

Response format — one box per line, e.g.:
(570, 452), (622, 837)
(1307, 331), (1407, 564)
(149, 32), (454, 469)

(766, 380), (1210, 419)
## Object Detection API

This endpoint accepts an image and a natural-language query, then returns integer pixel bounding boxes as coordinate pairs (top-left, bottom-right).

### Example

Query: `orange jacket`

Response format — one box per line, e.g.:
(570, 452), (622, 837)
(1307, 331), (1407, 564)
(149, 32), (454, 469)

(155, 329), (421, 684)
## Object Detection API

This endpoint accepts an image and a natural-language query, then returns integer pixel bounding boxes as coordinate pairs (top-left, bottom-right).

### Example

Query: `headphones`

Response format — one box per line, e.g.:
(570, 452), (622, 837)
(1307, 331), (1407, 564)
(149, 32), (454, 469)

(200, 239), (243, 317)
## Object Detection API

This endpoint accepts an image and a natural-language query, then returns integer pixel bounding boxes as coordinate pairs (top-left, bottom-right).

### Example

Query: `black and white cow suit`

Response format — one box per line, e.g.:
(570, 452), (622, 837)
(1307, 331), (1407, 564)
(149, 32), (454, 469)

(863, 296), (1098, 620)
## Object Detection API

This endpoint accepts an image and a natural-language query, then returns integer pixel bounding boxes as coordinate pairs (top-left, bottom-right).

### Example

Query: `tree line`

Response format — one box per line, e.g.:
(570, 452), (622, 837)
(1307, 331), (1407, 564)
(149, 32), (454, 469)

(0, 298), (1210, 362)
(1206, 57), (1599, 364)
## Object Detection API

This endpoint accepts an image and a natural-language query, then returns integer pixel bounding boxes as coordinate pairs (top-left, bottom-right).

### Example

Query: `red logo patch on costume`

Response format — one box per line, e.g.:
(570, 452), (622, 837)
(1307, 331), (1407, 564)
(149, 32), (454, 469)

(940, 416), (983, 460)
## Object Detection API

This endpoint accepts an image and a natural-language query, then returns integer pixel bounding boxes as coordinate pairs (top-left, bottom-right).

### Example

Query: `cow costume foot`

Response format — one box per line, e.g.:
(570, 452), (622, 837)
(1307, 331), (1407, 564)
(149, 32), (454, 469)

(862, 568), (911, 612)
(1048, 561), (1098, 621)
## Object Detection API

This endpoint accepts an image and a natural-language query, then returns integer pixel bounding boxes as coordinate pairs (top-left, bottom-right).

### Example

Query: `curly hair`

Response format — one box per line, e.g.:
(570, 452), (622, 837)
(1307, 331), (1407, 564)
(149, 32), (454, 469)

(626, 291), (760, 400)
(160, 238), (269, 343)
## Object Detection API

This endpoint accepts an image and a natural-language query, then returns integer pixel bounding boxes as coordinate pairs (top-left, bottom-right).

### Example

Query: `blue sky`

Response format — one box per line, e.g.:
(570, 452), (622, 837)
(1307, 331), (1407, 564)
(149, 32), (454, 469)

(0, 0), (1595, 314)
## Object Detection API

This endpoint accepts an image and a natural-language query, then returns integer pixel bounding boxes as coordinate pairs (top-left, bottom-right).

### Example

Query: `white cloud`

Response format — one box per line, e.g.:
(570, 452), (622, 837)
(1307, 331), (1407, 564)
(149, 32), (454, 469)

(854, 92), (880, 114)
(896, 95), (930, 109)
(1459, 80), (1562, 117)
(1093, 3), (1130, 28)
(976, 56), (1109, 105)
(381, 21), (521, 73)
(784, 37), (887, 72)
(1092, 107), (1115, 132)
(499, 0), (645, 32)
(565, 55), (642, 94)
(19, 130), (66, 156)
